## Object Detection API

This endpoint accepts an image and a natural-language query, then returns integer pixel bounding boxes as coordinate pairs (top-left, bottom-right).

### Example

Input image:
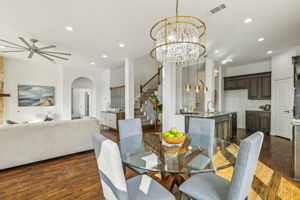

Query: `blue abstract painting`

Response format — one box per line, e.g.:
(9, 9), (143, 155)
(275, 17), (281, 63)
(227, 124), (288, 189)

(18, 85), (55, 106)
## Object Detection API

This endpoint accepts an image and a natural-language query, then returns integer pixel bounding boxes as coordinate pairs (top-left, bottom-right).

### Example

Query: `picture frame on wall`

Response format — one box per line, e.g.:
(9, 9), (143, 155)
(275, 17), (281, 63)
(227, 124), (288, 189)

(18, 85), (55, 107)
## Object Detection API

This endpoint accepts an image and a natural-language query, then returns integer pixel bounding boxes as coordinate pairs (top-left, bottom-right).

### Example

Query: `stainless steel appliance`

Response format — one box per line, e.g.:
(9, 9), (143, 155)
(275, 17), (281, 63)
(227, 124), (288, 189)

(292, 56), (300, 181)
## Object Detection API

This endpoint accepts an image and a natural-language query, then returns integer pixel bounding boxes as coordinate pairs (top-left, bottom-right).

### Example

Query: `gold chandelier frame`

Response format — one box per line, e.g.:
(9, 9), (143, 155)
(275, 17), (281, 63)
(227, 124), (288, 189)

(150, 15), (207, 63)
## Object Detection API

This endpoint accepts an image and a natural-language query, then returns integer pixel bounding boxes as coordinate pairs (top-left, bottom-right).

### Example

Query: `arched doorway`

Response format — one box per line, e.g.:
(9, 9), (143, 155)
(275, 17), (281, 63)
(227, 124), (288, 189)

(71, 77), (94, 119)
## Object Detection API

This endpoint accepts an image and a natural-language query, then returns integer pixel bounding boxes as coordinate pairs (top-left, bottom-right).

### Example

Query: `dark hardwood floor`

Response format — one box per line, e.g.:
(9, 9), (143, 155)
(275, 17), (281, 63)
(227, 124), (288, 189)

(0, 128), (299, 200)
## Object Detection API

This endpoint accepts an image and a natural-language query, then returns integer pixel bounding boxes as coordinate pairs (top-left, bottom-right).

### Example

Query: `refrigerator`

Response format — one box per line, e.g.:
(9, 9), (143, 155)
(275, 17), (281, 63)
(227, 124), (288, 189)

(292, 55), (300, 182)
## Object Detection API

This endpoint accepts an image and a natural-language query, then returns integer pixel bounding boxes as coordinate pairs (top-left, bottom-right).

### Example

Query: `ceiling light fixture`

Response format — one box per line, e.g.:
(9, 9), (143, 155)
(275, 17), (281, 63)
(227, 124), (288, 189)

(90, 62), (96, 65)
(214, 50), (219, 54)
(185, 62), (191, 92)
(118, 43), (125, 48)
(102, 54), (108, 58)
(0, 37), (71, 63)
(65, 26), (74, 31)
(267, 50), (273, 54)
(150, 0), (206, 64)
(257, 37), (265, 42)
(221, 58), (233, 65)
(244, 18), (253, 24)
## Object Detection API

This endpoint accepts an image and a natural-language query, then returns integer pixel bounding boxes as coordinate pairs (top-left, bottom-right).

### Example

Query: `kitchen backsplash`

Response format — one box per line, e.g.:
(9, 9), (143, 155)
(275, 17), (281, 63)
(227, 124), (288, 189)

(225, 90), (271, 128)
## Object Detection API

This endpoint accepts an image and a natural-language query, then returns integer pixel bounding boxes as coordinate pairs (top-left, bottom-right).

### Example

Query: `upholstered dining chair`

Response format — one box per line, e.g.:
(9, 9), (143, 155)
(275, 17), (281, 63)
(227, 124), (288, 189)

(92, 133), (175, 200)
(118, 118), (148, 175)
(187, 118), (215, 170)
(179, 132), (264, 200)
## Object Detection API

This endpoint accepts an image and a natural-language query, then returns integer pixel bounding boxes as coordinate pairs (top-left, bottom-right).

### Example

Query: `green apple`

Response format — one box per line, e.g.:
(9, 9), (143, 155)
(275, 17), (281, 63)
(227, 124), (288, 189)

(168, 134), (175, 138)
(177, 132), (184, 137)
(163, 131), (171, 137)
(170, 127), (178, 134)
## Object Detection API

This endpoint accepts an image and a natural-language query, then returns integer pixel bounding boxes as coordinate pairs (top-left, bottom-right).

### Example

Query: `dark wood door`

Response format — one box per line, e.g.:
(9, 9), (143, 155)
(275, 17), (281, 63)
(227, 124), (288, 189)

(248, 76), (261, 99)
(261, 75), (271, 99)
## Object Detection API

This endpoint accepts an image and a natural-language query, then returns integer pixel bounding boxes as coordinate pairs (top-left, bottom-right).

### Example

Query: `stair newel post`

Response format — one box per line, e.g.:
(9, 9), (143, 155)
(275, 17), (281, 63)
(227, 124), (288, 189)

(158, 67), (161, 86)
(140, 84), (143, 109)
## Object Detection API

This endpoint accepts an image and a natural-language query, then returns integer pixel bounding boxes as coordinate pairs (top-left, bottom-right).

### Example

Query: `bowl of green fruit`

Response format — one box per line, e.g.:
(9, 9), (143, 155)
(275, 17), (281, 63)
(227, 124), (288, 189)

(162, 127), (186, 144)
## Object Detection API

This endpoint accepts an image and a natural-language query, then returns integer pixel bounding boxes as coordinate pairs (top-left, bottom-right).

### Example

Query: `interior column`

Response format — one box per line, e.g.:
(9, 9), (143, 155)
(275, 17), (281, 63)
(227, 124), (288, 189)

(125, 58), (135, 119)
(205, 58), (215, 112)
(162, 62), (177, 132)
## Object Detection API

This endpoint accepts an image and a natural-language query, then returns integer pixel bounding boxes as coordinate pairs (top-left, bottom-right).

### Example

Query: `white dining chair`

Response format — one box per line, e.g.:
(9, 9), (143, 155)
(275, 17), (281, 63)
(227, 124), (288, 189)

(92, 133), (175, 200)
(118, 119), (148, 175)
(179, 132), (264, 200)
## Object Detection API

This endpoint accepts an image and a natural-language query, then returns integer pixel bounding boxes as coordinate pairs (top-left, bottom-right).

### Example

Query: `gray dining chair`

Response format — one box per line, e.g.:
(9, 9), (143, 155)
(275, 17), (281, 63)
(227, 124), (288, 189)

(92, 133), (175, 200)
(118, 118), (148, 175)
(179, 132), (264, 200)
(187, 118), (215, 170)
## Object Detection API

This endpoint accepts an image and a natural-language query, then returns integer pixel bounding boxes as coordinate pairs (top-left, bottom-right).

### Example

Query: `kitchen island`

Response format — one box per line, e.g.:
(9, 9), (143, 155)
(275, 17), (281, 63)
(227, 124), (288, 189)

(175, 112), (237, 140)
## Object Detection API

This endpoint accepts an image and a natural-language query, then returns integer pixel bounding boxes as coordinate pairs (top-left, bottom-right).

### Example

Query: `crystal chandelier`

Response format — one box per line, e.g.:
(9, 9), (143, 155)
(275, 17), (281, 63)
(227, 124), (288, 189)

(150, 0), (206, 64)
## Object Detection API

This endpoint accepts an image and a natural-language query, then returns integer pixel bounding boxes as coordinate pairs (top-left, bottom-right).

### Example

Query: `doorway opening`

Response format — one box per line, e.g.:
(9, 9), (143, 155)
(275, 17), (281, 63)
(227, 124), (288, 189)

(71, 77), (94, 119)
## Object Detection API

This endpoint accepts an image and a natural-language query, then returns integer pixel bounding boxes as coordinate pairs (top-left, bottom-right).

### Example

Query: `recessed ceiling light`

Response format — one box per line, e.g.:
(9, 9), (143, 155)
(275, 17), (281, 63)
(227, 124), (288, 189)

(102, 54), (108, 58)
(267, 50), (273, 54)
(257, 37), (265, 42)
(118, 43), (125, 48)
(65, 26), (74, 31)
(214, 50), (219, 54)
(244, 18), (253, 24)
(90, 62), (96, 65)
(0, 45), (5, 49)
(221, 58), (233, 64)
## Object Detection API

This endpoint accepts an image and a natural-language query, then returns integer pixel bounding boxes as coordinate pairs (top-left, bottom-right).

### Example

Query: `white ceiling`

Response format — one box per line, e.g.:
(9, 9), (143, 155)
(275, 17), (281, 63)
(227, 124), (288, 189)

(0, 0), (300, 68)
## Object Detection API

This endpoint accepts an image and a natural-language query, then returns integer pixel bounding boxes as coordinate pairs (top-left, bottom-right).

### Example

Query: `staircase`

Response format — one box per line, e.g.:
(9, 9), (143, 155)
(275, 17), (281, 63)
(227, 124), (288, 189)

(134, 67), (162, 130)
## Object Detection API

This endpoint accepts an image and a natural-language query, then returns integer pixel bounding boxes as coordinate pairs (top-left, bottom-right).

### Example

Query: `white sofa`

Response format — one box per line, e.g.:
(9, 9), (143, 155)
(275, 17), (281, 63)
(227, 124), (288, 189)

(0, 118), (99, 170)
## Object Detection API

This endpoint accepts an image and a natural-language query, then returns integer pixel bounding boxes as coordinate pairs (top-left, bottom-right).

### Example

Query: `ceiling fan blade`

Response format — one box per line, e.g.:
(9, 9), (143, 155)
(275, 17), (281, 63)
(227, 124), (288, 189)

(37, 53), (54, 62)
(41, 51), (71, 56)
(28, 51), (34, 58)
(1, 50), (27, 53)
(40, 52), (69, 60)
(18, 37), (32, 48)
(0, 39), (27, 49)
(39, 45), (56, 50)
(2, 45), (26, 49)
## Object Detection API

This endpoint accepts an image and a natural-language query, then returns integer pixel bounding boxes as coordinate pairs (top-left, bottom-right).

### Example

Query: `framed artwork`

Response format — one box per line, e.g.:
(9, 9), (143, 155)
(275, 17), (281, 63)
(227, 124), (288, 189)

(18, 85), (55, 107)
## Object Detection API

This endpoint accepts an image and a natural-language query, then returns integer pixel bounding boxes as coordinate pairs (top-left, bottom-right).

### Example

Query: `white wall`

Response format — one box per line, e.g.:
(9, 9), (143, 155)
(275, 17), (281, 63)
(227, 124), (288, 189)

(223, 60), (272, 128)
(110, 55), (159, 98)
(62, 66), (110, 120)
(3, 57), (110, 123)
(225, 60), (271, 76)
(110, 65), (125, 87)
(4, 58), (63, 123)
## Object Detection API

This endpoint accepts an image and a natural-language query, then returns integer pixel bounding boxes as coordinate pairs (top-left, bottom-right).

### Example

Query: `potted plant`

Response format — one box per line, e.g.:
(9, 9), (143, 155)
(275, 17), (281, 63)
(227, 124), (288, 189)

(149, 94), (162, 129)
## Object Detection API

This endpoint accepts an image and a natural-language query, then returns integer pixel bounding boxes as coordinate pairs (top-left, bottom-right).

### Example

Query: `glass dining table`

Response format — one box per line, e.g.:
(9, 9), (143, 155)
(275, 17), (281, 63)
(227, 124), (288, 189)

(119, 132), (239, 191)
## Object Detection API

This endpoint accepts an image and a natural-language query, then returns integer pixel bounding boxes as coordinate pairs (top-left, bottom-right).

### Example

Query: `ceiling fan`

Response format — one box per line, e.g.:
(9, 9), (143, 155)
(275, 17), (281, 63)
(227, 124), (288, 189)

(0, 37), (71, 63)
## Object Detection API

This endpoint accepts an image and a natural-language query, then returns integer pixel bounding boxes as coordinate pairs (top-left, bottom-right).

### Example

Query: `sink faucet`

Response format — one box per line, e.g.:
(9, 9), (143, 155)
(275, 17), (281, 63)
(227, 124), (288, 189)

(207, 101), (216, 113)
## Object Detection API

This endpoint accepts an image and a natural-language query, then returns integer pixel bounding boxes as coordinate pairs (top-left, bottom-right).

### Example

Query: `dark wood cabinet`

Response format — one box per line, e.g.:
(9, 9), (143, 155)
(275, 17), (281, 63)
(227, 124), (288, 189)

(246, 111), (270, 134)
(261, 74), (271, 99)
(224, 77), (247, 90)
(224, 72), (271, 100)
(248, 73), (271, 100)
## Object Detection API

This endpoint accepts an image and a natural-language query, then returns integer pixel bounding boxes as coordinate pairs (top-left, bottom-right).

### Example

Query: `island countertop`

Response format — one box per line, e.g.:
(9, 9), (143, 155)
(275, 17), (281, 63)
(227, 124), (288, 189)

(176, 111), (238, 118)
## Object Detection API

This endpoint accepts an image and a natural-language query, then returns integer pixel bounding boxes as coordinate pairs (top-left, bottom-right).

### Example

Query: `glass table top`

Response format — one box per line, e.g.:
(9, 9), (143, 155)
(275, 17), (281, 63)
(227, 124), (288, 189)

(119, 133), (239, 174)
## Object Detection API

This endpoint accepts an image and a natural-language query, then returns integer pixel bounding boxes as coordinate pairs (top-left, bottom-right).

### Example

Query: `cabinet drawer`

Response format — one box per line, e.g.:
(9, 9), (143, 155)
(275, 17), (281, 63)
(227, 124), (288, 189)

(258, 112), (271, 117)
